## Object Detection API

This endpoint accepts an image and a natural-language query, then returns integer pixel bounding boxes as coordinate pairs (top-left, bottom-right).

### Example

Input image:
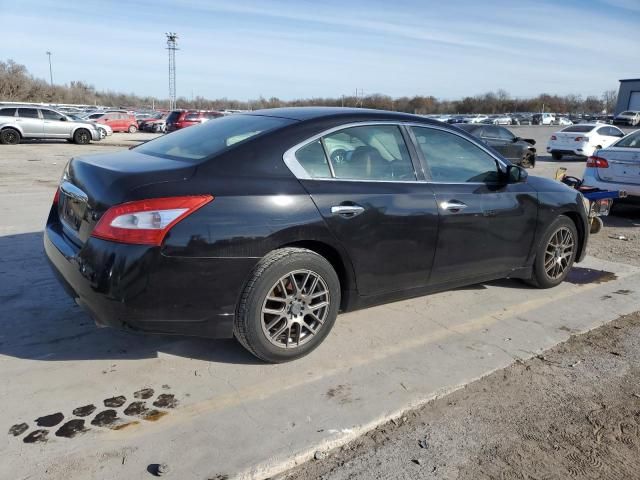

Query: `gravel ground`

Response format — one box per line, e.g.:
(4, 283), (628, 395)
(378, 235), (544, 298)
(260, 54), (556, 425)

(588, 202), (640, 266)
(280, 311), (640, 480)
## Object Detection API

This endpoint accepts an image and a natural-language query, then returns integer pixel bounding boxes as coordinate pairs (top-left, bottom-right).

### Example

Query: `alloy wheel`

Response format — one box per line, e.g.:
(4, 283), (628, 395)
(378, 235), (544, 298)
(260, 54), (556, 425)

(2, 129), (19, 144)
(261, 269), (330, 349)
(544, 227), (574, 280)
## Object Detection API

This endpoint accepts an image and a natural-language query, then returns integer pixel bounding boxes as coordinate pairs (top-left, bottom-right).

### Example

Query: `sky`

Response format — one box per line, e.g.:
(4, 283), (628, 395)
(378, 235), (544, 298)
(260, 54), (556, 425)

(3, 0), (639, 101)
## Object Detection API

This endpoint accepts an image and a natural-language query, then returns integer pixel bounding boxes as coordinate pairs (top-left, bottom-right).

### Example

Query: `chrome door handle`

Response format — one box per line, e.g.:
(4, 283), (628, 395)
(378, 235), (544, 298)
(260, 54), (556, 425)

(331, 205), (364, 217)
(440, 201), (468, 212)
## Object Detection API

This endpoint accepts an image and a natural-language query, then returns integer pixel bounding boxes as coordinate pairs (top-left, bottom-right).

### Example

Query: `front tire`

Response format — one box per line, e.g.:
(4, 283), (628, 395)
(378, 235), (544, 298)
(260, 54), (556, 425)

(551, 152), (563, 161)
(0, 128), (21, 145)
(99, 128), (106, 139)
(73, 128), (91, 145)
(521, 153), (535, 168)
(527, 216), (578, 288)
(234, 247), (340, 363)
(128, 125), (137, 133)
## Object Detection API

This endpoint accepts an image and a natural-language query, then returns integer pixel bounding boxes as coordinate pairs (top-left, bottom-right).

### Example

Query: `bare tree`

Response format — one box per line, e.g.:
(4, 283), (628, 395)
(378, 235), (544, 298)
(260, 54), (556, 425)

(601, 89), (618, 113)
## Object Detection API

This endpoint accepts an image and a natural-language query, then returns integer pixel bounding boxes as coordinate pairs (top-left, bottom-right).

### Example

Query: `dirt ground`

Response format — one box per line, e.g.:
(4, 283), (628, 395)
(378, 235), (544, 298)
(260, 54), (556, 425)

(588, 202), (640, 267)
(280, 311), (640, 480)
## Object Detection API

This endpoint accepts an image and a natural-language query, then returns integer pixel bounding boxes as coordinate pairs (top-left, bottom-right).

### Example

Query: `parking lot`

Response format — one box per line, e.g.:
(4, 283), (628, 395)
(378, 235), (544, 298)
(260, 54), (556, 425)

(1, 126), (640, 479)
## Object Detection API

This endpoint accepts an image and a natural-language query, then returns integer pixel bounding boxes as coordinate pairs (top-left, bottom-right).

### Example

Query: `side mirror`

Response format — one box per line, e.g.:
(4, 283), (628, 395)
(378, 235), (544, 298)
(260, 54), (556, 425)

(512, 136), (520, 143)
(506, 164), (528, 183)
(60, 117), (67, 121)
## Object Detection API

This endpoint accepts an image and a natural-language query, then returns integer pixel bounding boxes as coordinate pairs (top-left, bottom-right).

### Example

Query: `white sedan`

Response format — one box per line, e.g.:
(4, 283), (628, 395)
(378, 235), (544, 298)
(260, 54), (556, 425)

(464, 115), (489, 124)
(546, 124), (625, 160)
(492, 115), (512, 125)
(582, 130), (640, 199)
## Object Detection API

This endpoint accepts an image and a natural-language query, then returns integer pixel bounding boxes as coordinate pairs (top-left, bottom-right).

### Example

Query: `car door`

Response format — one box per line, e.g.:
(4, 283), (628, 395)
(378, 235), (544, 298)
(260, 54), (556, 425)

(16, 108), (44, 137)
(495, 126), (522, 161)
(41, 109), (72, 138)
(288, 123), (440, 296)
(480, 125), (509, 158)
(409, 125), (537, 285)
(597, 126), (625, 148)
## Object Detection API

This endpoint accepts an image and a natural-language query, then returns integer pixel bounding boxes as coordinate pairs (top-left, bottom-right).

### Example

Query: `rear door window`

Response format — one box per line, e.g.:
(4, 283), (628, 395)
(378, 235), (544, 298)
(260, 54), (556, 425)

(18, 108), (40, 119)
(322, 125), (416, 181)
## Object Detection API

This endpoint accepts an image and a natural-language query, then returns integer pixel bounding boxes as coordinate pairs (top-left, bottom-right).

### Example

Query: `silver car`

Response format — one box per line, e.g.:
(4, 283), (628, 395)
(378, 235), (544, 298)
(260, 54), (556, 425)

(0, 106), (101, 145)
(582, 130), (640, 199)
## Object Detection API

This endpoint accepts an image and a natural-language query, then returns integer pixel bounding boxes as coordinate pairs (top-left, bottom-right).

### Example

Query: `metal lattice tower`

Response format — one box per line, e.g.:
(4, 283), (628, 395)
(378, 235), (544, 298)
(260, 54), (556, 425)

(166, 33), (179, 110)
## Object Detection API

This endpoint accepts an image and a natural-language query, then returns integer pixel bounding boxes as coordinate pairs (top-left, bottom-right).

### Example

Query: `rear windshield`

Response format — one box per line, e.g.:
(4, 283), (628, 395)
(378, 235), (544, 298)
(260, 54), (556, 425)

(135, 114), (294, 162)
(562, 125), (593, 133)
(614, 131), (640, 148)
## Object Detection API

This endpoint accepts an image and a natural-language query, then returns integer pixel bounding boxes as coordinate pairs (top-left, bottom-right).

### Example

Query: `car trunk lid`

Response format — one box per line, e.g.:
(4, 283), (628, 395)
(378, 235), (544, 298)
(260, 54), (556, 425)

(57, 150), (197, 245)
(596, 148), (640, 185)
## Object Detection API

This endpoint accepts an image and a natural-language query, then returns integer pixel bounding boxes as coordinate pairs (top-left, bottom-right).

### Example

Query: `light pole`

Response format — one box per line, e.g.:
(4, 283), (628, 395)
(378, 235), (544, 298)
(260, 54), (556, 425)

(165, 33), (179, 110)
(46, 51), (53, 86)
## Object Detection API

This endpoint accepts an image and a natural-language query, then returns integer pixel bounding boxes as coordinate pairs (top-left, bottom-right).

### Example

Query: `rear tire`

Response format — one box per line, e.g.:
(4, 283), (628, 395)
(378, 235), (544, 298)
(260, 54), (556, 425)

(527, 216), (578, 289)
(0, 128), (21, 145)
(234, 247), (340, 363)
(128, 125), (137, 133)
(73, 128), (91, 145)
(551, 152), (562, 161)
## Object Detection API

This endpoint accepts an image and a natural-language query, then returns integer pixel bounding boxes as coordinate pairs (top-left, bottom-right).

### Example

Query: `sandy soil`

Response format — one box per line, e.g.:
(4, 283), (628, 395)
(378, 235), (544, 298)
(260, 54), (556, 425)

(281, 311), (640, 480)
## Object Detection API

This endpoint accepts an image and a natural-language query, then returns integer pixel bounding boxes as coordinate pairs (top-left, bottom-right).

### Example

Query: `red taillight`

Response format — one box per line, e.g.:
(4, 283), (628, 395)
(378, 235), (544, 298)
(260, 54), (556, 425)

(53, 188), (60, 206)
(551, 135), (557, 140)
(586, 156), (609, 168)
(91, 195), (214, 246)
(575, 136), (589, 142)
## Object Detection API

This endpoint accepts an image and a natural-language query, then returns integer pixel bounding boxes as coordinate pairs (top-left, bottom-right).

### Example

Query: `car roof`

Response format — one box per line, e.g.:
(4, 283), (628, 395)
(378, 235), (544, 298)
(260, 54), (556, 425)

(245, 106), (433, 123)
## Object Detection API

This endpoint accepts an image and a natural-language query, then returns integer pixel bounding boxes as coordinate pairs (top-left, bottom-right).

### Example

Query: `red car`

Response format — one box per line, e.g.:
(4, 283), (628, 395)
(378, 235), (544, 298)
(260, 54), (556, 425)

(94, 111), (138, 133)
(165, 110), (223, 132)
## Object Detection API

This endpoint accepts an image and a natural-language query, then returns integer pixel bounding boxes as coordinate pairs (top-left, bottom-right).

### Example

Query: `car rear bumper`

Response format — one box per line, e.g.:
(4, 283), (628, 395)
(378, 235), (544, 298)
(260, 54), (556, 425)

(582, 169), (640, 198)
(546, 145), (594, 157)
(44, 220), (259, 338)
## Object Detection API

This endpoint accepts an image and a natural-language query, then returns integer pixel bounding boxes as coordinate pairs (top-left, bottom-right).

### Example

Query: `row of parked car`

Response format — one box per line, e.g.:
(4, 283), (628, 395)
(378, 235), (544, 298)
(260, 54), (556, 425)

(426, 111), (640, 127)
(137, 109), (224, 133)
(0, 104), (230, 144)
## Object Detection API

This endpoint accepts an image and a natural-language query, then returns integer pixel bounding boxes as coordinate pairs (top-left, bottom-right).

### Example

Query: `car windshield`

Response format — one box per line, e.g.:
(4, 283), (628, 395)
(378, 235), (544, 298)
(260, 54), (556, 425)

(620, 111), (635, 116)
(135, 114), (294, 162)
(614, 131), (640, 148)
(562, 125), (593, 133)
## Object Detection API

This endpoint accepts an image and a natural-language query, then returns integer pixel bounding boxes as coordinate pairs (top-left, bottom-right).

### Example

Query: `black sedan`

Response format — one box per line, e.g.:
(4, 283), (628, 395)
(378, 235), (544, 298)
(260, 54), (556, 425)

(45, 108), (589, 362)
(456, 124), (537, 168)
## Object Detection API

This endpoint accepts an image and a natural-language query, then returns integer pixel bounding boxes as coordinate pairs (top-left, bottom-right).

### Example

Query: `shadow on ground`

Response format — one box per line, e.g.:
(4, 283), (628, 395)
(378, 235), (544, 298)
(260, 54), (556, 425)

(0, 231), (261, 365)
